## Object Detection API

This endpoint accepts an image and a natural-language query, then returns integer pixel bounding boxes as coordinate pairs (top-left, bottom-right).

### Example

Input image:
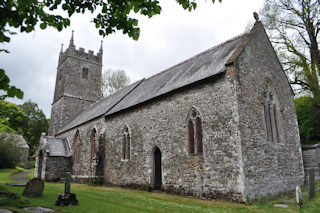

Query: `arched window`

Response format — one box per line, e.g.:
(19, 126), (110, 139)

(73, 130), (81, 165)
(264, 84), (280, 143)
(187, 108), (203, 154)
(90, 128), (97, 167)
(122, 125), (131, 160)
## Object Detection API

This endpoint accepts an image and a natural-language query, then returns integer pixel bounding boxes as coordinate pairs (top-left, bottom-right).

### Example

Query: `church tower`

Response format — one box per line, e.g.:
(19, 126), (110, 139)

(48, 31), (103, 136)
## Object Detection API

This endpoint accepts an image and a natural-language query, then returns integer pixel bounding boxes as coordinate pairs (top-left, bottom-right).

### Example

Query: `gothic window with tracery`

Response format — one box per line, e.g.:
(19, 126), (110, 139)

(122, 125), (131, 160)
(187, 108), (203, 154)
(264, 84), (280, 143)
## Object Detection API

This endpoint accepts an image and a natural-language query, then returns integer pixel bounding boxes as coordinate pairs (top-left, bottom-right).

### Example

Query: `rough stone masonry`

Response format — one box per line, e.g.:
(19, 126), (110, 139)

(35, 18), (305, 203)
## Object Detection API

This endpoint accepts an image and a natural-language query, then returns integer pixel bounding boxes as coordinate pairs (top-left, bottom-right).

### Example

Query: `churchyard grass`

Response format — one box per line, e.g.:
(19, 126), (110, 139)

(0, 168), (319, 212)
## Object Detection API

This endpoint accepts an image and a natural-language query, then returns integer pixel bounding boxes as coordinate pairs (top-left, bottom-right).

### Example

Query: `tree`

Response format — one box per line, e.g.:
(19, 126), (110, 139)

(19, 100), (49, 155)
(0, 100), (25, 134)
(0, 0), (221, 100)
(260, 0), (320, 106)
(0, 69), (23, 100)
(0, 99), (48, 155)
(102, 69), (131, 96)
(295, 96), (320, 144)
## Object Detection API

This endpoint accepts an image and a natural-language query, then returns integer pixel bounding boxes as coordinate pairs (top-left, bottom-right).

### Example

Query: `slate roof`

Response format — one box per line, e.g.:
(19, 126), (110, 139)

(3, 133), (29, 149)
(43, 136), (71, 157)
(14, 134), (29, 149)
(57, 26), (255, 135)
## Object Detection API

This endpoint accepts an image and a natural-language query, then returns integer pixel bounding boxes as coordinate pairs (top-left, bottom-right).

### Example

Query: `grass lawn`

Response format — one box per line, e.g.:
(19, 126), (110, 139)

(0, 169), (319, 212)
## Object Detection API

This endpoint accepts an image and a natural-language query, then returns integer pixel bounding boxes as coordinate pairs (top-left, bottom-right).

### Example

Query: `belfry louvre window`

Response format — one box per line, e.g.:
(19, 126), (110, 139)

(122, 126), (131, 160)
(264, 84), (280, 143)
(187, 108), (203, 154)
(82, 67), (89, 79)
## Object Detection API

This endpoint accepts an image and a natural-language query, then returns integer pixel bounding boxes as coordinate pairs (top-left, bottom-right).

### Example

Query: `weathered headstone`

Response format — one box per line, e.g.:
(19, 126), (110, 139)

(308, 169), (315, 199)
(23, 178), (44, 197)
(56, 172), (78, 206)
(296, 186), (302, 209)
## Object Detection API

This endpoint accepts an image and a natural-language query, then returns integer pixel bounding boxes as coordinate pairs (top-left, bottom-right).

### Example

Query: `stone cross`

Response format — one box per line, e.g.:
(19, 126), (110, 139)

(308, 169), (315, 199)
(65, 172), (71, 194)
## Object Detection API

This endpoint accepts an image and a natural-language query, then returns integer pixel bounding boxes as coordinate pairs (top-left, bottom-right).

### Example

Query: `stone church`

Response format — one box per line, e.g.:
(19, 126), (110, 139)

(36, 18), (305, 202)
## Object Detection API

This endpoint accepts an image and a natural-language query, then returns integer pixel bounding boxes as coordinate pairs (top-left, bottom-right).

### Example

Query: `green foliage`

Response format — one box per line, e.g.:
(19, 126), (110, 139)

(28, 160), (36, 169)
(260, 0), (320, 106)
(0, 119), (16, 133)
(0, 100), (25, 134)
(0, 132), (22, 169)
(0, 0), (222, 44)
(0, 69), (24, 100)
(295, 96), (320, 144)
(0, 99), (48, 155)
(18, 100), (49, 155)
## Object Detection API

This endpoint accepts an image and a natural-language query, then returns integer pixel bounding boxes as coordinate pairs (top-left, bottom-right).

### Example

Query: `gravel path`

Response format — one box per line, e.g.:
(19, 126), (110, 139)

(10, 170), (32, 182)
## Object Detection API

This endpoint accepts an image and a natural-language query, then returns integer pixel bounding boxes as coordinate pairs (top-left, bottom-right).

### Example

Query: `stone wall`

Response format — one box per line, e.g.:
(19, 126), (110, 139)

(58, 74), (245, 201)
(302, 145), (320, 180)
(45, 157), (72, 181)
(233, 23), (305, 201)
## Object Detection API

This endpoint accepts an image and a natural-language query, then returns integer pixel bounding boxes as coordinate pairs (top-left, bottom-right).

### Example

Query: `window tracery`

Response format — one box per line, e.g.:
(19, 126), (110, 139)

(187, 108), (203, 154)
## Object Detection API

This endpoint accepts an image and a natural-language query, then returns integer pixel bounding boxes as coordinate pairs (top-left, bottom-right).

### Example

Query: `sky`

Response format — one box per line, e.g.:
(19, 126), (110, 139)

(0, 0), (264, 118)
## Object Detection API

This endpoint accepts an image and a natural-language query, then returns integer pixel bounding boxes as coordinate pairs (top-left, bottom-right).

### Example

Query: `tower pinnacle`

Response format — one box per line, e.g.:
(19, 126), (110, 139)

(99, 40), (103, 53)
(60, 43), (63, 53)
(69, 30), (75, 48)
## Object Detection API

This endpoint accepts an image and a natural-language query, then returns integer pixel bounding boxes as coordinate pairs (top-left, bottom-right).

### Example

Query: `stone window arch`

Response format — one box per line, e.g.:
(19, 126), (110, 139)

(187, 107), (203, 154)
(90, 128), (97, 168)
(263, 83), (281, 143)
(73, 130), (81, 165)
(122, 125), (131, 160)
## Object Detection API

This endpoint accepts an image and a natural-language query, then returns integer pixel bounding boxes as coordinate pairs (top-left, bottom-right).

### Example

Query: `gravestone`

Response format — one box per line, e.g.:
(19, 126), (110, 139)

(296, 186), (302, 209)
(56, 172), (78, 206)
(23, 178), (44, 197)
(308, 169), (315, 199)
(65, 172), (71, 194)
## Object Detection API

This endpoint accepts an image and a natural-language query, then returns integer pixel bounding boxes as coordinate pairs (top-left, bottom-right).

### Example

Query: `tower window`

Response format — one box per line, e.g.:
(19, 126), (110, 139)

(82, 67), (89, 79)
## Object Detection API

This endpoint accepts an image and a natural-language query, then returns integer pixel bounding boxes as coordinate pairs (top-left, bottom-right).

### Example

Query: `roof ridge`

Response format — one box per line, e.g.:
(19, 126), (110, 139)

(145, 32), (248, 81)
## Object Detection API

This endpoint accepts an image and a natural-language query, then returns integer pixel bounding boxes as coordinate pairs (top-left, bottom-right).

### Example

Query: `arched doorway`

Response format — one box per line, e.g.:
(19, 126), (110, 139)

(38, 151), (43, 179)
(153, 147), (162, 190)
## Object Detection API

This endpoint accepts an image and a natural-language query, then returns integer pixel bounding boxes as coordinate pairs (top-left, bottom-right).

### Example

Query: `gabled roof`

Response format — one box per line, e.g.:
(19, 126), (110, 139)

(56, 22), (264, 135)
(41, 136), (71, 157)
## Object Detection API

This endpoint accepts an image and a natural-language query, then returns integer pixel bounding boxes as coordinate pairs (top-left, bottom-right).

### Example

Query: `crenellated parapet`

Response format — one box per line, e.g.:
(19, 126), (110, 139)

(58, 47), (102, 66)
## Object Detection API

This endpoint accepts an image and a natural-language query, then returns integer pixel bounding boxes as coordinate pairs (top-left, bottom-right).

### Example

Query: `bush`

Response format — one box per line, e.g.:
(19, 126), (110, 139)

(295, 97), (320, 144)
(0, 132), (22, 169)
